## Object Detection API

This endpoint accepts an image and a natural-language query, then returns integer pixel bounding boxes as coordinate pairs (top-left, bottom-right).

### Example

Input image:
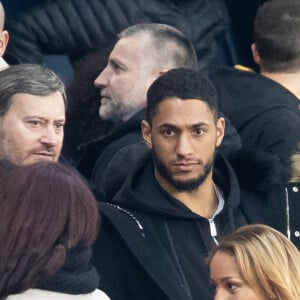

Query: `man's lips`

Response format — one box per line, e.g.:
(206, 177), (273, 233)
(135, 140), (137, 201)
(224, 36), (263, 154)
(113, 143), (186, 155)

(172, 162), (200, 171)
(33, 152), (54, 157)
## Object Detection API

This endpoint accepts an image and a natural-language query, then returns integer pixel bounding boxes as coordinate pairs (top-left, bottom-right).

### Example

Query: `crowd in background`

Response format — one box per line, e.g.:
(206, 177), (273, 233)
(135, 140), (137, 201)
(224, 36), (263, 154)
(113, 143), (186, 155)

(0, 1), (299, 300)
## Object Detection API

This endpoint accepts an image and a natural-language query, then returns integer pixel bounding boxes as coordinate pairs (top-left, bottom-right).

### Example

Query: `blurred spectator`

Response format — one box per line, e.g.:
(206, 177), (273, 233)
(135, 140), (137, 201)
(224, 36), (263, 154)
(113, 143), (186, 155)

(224, 0), (267, 70)
(3, 0), (237, 70)
(0, 160), (109, 299)
(0, 64), (66, 165)
(208, 224), (300, 300)
(208, 0), (300, 181)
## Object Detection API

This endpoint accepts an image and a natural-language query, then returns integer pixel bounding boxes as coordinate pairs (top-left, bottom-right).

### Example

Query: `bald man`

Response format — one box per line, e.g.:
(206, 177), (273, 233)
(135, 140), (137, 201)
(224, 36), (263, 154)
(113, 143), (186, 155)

(0, 1), (9, 70)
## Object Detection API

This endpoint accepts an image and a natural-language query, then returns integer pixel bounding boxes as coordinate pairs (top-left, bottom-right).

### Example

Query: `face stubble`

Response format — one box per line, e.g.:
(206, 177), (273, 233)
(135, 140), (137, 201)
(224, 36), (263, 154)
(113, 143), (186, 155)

(152, 148), (215, 192)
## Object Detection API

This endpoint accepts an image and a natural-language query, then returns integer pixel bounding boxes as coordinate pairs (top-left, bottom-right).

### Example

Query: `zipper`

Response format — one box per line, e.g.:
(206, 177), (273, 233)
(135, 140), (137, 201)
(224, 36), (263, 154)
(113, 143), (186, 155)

(208, 219), (219, 245)
(284, 187), (291, 240)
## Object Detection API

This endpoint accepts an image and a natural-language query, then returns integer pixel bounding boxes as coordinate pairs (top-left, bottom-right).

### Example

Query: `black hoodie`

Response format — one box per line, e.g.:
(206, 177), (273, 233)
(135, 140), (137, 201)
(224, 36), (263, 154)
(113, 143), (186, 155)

(93, 146), (248, 300)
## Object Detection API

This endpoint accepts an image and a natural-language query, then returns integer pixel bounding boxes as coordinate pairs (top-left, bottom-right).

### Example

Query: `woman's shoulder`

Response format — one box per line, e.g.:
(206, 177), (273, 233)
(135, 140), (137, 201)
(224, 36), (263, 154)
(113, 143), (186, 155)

(7, 288), (110, 300)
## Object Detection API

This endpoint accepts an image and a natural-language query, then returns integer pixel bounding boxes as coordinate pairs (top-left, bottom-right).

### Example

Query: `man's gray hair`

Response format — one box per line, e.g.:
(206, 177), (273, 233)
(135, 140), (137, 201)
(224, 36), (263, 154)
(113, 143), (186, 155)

(119, 23), (197, 70)
(0, 64), (67, 117)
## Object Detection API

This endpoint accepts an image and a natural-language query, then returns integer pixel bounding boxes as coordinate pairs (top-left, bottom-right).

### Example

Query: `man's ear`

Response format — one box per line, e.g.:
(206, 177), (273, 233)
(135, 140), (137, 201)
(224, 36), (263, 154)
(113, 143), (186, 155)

(251, 43), (261, 65)
(0, 30), (9, 57)
(216, 117), (225, 148)
(141, 120), (152, 149)
(147, 69), (169, 88)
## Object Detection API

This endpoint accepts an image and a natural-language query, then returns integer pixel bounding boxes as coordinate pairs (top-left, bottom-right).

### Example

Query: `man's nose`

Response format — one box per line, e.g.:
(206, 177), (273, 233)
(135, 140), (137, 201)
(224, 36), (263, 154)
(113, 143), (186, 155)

(40, 126), (59, 146)
(175, 133), (194, 157)
(94, 65), (110, 88)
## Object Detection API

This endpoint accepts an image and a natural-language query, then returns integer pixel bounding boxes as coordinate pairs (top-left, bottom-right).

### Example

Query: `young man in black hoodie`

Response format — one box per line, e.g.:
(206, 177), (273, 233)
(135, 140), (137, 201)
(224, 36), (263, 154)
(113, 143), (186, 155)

(92, 68), (300, 300)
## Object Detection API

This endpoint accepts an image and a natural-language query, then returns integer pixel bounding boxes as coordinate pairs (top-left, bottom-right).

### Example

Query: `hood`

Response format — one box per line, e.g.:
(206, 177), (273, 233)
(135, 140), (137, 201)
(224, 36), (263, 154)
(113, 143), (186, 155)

(227, 147), (283, 194)
(99, 143), (241, 220)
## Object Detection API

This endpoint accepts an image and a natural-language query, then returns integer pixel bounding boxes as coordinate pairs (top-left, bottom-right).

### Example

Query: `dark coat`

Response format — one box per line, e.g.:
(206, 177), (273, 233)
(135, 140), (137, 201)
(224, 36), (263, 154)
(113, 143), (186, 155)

(93, 147), (300, 300)
(4, 0), (234, 68)
(62, 50), (114, 164)
(208, 67), (300, 180)
(77, 109), (145, 180)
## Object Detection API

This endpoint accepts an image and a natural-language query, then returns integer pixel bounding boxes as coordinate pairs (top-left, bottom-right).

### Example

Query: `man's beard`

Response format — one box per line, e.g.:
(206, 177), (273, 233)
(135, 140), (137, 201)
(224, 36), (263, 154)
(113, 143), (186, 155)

(99, 97), (139, 124)
(99, 100), (126, 123)
(0, 127), (56, 165)
(152, 149), (214, 192)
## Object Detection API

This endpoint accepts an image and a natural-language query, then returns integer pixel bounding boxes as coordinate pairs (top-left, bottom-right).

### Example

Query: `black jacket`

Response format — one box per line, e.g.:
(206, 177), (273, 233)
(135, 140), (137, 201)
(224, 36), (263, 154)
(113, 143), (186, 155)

(94, 152), (247, 300)
(77, 109), (145, 180)
(77, 108), (242, 181)
(93, 146), (300, 300)
(208, 67), (300, 180)
(4, 0), (235, 68)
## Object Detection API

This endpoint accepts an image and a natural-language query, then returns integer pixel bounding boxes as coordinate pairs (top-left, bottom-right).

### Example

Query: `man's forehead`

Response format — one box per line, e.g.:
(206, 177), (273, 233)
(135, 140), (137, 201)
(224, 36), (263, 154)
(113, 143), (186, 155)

(8, 92), (65, 118)
(156, 97), (211, 112)
(10, 92), (64, 102)
(112, 35), (152, 59)
(153, 98), (214, 123)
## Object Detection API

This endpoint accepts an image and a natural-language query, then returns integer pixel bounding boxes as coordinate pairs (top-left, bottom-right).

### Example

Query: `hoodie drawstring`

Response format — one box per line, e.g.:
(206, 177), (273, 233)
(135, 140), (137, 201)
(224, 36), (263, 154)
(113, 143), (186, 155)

(208, 219), (219, 245)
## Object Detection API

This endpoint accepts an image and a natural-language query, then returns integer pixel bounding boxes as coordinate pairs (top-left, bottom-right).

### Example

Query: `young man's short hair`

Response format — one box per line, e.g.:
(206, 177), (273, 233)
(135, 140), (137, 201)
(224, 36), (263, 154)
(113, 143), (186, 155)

(146, 68), (218, 124)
